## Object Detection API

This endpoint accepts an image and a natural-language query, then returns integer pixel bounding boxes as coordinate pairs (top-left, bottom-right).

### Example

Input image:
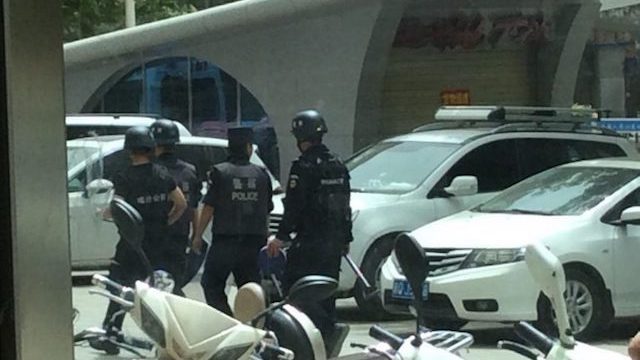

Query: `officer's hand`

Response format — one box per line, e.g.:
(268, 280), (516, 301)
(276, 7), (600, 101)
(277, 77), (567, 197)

(267, 237), (284, 257)
(191, 237), (203, 255)
(629, 332), (640, 360)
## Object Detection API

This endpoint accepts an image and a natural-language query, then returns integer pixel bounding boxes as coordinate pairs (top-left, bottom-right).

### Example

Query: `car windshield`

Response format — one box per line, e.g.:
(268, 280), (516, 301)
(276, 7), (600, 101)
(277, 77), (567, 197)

(475, 166), (640, 216)
(346, 141), (459, 194)
(67, 145), (101, 170)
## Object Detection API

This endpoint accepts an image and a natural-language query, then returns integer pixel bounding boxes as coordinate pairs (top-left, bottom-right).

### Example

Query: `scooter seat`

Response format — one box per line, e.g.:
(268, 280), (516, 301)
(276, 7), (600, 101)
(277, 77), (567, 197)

(234, 282), (267, 324)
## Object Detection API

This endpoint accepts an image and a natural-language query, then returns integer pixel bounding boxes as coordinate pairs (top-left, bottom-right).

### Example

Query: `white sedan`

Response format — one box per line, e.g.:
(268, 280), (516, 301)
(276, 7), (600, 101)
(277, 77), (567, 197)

(380, 158), (640, 340)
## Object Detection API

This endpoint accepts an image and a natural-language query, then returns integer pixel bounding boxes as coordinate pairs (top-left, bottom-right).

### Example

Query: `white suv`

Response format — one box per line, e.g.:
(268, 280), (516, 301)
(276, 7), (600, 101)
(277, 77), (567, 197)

(66, 114), (190, 139)
(297, 106), (640, 317)
(380, 159), (640, 339)
(67, 135), (282, 270)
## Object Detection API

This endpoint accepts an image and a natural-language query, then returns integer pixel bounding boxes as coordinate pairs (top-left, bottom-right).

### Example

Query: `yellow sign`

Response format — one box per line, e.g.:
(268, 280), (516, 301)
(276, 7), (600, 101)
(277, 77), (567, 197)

(441, 89), (471, 105)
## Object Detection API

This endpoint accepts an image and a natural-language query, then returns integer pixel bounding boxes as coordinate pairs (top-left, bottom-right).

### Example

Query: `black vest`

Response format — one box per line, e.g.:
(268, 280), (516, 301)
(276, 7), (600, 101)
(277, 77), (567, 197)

(300, 148), (351, 242)
(212, 160), (271, 236)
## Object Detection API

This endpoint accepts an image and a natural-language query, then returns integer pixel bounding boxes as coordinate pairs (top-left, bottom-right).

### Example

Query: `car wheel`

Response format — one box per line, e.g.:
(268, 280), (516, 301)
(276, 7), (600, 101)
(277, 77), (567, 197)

(354, 236), (396, 320)
(537, 267), (611, 341)
(422, 319), (467, 331)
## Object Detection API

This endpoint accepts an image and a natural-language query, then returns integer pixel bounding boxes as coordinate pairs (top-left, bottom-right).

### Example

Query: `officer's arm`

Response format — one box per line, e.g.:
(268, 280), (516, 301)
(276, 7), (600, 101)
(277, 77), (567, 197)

(193, 204), (213, 241)
(193, 168), (218, 241)
(168, 187), (187, 225)
(263, 167), (274, 213)
(188, 175), (203, 237)
(276, 162), (307, 241)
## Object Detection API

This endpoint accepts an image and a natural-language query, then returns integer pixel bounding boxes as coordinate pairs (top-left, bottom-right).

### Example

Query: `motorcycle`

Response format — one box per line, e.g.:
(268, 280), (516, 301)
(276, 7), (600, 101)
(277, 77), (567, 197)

(497, 242), (629, 360)
(82, 197), (297, 359)
(345, 233), (474, 360)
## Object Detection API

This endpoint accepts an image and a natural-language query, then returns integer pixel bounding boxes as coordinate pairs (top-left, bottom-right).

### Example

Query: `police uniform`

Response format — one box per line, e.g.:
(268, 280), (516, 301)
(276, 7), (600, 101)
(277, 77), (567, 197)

(156, 152), (201, 292)
(102, 161), (177, 331)
(200, 128), (273, 315)
(274, 110), (352, 357)
(276, 144), (352, 335)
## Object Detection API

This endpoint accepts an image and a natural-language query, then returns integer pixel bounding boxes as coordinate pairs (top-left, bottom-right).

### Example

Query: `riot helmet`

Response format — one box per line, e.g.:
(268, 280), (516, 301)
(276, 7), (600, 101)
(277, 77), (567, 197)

(150, 119), (180, 145)
(291, 110), (328, 142)
(124, 126), (155, 151)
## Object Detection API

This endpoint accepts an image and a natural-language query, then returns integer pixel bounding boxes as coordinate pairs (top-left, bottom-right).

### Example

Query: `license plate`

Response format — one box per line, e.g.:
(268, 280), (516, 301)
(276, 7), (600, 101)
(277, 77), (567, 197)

(392, 280), (429, 300)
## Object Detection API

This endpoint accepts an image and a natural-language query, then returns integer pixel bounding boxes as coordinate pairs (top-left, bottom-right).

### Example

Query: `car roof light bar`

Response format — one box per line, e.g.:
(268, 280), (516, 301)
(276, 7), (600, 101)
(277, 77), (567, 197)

(434, 106), (598, 122)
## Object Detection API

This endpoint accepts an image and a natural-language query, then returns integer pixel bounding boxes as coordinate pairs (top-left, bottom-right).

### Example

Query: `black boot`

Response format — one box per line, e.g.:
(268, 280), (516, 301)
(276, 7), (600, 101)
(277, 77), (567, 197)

(325, 323), (350, 358)
(88, 336), (120, 355)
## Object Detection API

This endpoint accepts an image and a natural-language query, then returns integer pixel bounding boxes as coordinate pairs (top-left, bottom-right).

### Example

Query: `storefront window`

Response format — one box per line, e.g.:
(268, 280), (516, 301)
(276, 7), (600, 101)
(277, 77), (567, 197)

(99, 68), (143, 113)
(145, 57), (189, 124)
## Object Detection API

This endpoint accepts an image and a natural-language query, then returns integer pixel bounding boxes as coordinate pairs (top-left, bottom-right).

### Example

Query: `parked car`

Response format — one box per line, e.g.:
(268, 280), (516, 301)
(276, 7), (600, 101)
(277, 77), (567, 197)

(380, 158), (640, 339)
(67, 134), (282, 270)
(296, 106), (640, 317)
(66, 113), (190, 140)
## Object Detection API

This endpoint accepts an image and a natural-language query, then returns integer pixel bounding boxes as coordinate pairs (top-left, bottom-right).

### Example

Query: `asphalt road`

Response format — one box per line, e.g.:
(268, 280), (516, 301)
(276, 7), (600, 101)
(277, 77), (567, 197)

(72, 278), (634, 359)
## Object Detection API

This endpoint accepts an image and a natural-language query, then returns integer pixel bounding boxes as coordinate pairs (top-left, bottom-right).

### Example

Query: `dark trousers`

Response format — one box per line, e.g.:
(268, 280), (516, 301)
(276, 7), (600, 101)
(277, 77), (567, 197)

(201, 234), (265, 316)
(101, 238), (185, 331)
(284, 240), (342, 341)
(165, 234), (188, 296)
(101, 243), (147, 331)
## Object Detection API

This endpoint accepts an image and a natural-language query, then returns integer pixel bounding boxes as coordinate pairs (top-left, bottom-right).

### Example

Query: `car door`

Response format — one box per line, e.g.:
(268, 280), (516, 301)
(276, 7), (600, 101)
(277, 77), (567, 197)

(602, 188), (640, 315)
(68, 151), (123, 269)
(431, 139), (519, 219)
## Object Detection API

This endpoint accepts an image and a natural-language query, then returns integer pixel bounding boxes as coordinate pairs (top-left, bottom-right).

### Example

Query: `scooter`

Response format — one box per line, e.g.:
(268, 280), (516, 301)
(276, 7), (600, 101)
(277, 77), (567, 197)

(497, 242), (629, 360)
(348, 233), (473, 360)
(84, 197), (299, 359)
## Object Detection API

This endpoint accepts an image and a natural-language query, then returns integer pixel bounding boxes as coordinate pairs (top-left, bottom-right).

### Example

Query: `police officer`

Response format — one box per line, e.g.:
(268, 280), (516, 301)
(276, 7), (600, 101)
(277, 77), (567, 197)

(192, 127), (273, 316)
(150, 119), (201, 296)
(90, 126), (187, 355)
(266, 109), (353, 358)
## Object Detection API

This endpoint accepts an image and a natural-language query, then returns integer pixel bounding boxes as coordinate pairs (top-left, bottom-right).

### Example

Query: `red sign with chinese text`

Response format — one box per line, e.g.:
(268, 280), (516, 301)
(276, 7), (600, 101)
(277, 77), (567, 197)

(441, 89), (471, 105)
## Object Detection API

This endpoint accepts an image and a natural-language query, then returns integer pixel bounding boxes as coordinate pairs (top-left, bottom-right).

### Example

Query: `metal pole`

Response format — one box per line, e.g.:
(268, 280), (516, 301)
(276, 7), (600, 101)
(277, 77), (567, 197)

(125, 0), (136, 28)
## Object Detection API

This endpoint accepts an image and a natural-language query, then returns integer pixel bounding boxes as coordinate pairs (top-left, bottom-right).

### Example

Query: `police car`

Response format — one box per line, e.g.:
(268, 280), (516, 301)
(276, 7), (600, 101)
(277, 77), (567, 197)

(67, 134), (282, 271)
(286, 106), (640, 318)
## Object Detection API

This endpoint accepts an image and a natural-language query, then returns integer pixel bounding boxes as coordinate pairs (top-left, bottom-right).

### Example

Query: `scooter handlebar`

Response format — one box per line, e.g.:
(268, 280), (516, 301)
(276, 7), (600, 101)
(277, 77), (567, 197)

(514, 321), (554, 356)
(261, 343), (294, 360)
(92, 274), (124, 295)
(369, 325), (404, 350)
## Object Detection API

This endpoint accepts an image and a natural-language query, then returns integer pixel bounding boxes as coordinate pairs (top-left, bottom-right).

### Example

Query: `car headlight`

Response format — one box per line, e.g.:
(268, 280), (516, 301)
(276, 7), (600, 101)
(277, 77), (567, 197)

(460, 248), (525, 269)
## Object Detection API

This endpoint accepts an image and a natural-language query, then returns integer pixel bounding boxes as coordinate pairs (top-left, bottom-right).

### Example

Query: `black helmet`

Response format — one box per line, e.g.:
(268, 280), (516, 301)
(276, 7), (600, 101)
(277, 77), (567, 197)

(150, 119), (180, 145)
(227, 127), (253, 148)
(291, 110), (328, 141)
(124, 126), (155, 151)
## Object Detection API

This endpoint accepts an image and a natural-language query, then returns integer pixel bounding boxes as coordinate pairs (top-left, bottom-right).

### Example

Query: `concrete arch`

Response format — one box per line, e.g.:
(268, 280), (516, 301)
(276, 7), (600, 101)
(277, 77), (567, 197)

(64, 0), (388, 179)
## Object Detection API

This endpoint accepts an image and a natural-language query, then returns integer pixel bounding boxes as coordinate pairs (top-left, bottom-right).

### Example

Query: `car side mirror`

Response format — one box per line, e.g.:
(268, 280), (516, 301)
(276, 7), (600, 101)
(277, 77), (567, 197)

(85, 179), (114, 209)
(620, 206), (640, 226)
(444, 176), (478, 197)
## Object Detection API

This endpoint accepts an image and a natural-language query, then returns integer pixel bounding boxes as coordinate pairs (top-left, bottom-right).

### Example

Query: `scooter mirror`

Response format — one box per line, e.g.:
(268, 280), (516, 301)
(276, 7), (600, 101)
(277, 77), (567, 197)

(288, 275), (338, 305)
(110, 198), (154, 282)
(394, 233), (430, 305)
(110, 198), (144, 251)
(525, 243), (575, 347)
